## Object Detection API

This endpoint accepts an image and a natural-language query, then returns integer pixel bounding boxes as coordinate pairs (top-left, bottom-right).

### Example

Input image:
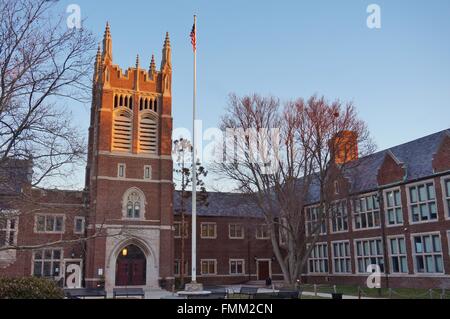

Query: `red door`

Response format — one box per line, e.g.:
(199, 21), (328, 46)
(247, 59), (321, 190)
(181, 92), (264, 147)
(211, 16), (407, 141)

(258, 261), (270, 280)
(115, 245), (146, 286)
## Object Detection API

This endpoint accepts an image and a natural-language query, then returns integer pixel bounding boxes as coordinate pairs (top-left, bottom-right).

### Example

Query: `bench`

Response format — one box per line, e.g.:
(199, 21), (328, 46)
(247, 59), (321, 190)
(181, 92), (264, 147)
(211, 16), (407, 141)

(238, 287), (259, 299)
(65, 288), (107, 299)
(113, 288), (145, 299)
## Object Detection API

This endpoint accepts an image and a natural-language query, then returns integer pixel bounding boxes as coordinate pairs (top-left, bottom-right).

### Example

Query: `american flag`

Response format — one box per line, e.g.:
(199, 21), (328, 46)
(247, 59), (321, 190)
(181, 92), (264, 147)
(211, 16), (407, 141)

(190, 23), (196, 51)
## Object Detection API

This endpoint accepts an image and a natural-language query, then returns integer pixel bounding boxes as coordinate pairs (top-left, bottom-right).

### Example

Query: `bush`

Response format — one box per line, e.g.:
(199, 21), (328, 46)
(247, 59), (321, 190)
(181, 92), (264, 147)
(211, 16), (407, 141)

(0, 277), (65, 299)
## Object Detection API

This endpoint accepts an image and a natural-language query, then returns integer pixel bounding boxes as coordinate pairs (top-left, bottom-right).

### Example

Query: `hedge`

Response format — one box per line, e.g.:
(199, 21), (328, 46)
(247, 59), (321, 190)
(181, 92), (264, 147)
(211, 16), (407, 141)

(0, 277), (65, 299)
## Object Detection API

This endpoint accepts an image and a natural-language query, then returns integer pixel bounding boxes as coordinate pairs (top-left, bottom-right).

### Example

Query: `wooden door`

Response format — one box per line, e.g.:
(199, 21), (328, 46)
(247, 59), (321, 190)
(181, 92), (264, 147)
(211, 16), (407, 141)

(258, 261), (270, 280)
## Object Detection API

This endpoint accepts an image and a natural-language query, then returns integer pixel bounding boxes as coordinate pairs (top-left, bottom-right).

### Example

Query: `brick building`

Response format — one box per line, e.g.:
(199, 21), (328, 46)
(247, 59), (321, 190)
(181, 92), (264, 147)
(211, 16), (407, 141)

(1, 23), (450, 291)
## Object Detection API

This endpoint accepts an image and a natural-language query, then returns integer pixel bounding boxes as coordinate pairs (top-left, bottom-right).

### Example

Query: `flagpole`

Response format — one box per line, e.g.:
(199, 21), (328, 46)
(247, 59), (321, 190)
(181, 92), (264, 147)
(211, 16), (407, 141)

(191, 14), (198, 284)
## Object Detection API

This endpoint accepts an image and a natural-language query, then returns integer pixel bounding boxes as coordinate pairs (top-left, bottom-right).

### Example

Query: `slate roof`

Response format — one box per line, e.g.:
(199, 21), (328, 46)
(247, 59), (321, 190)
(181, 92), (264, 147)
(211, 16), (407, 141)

(176, 129), (450, 217)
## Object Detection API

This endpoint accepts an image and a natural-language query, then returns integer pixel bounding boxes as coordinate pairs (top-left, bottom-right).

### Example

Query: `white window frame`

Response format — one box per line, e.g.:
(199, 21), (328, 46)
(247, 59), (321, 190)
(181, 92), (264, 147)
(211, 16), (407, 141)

(174, 259), (188, 276)
(200, 259), (217, 276)
(330, 200), (349, 234)
(331, 240), (352, 274)
(305, 205), (327, 236)
(406, 179), (438, 225)
(387, 235), (408, 274)
(307, 242), (329, 274)
(229, 259), (245, 275)
(174, 221), (189, 239)
(354, 237), (385, 274)
(411, 232), (444, 275)
(144, 165), (152, 180)
(117, 163), (126, 178)
(441, 175), (450, 220)
(229, 224), (244, 239)
(200, 223), (217, 239)
(34, 214), (65, 234)
(73, 216), (85, 235)
(0, 216), (18, 248)
(256, 224), (270, 240)
(31, 248), (64, 279)
(352, 193), (381, 231)
(383, 187), (404, 227)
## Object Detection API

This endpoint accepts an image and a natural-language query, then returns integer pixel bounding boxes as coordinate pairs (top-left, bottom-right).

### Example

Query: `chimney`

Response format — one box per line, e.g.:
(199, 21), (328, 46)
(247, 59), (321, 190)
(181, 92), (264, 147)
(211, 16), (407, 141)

(330, 131), (359, 165)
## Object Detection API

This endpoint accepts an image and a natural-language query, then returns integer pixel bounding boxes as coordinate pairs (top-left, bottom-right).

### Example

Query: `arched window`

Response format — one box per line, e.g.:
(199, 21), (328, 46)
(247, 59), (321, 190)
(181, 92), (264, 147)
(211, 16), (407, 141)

(122, 188), (145, 220)
(139, 98), (143, 111)
(129, 96), (133, 110)
(154, 99), (158, 112)
(119, 95), (123, 107)
(144, 99), (148, 109)
(114, 95), (118, 108)
(124, 96), (128, 107)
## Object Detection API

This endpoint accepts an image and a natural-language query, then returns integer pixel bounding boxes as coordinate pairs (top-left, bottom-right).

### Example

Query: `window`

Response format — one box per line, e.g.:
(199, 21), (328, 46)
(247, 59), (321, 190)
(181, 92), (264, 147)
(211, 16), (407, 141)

(33, 249), (62, 278)
(331, 201), (348, 233)
(74, 217), (85, 234)
(408, 182), (437, 223)
(174, 221), (188, 238)
(353, 194), (380, 230)
(412, 233), (443, 274)
(334, 181), (340, 195)
(174, 260), (188, 276)
(35, 215), (64, 233)
(442, 177), (450, 219)
(139, 114), (158, 154)
(118, 164), (126, 178)
(384, 189), (403, 226)
(0, 218), (18, 248)
(355, 238), (384, 273)
(305, 206), (326, 236)
(229, 224), (244, 239)
(201, 223), (216, 239)
(230, 259), (245, 275)
(201, 259), (217, 275)
(332, 241), (351, 274)
(388, 237), (408, 273)
(113, 110), (133, 152)
(125, 191), (142, 219)
(308, 243), (328, 274)
(144, 165), (152, 180)
(256, 224), (270, 240)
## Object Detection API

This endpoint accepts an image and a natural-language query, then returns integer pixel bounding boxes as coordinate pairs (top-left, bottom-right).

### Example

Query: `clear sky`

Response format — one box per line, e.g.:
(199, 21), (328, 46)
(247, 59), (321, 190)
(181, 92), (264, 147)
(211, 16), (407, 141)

(55, 0), (450, 190)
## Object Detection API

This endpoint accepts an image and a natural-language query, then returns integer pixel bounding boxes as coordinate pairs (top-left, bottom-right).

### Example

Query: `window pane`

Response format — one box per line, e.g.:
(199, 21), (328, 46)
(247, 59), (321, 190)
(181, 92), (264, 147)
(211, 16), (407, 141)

(427, 184), (435, 200)
(395, 191), (401, 206)
(418, 186), (427, 201)
(55, 217), (63, 231)
(446, 180), (450, 197)
(410, 187), (418, 203)
(33, 262), (42, 276)
(396, 208), (403, 223)
(37, 216), (45, 231)
(433, 235), (441, 253)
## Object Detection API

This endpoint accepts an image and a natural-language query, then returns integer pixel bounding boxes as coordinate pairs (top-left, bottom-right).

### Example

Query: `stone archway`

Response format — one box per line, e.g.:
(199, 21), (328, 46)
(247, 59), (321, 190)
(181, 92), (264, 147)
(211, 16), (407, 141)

(115, 244), (147, 286)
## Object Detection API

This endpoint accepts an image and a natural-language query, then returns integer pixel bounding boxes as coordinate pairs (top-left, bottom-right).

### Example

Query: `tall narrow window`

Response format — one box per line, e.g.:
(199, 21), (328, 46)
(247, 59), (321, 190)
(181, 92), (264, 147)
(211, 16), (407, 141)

(355, 238), (384, 273)
(0, 218), (18, 248)
(332, 241), (351, 274)
(389, 237), (408, 273)
(354, 194), (380, 230)
(126, 192), (142, 219)
(139, 114), (158, 154)
(413, 233), (443, 274)
(308, 243), (328, 274)
(113, 110), (133, 152)
(118, 164), (126, 178)
(144, 165), (152, 180)
(408, 182), (437, 223)
(331, 201), (348, 233)
(443, 177), (450, 218)
(385, 189), (404, 226)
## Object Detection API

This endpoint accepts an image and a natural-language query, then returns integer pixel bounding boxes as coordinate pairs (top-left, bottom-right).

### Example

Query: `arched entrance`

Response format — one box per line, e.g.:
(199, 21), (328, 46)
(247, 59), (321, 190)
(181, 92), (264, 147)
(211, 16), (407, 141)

(115, 245), (147, 286)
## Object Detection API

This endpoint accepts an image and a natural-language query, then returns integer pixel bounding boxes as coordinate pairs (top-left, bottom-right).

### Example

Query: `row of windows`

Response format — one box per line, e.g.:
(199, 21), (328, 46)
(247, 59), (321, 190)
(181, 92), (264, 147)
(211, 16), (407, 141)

(174, 222), (270, 240)
(174, 259), (246, 276)
(31, 216), (85, 235)
(113, 94), (159, 113)
(308, 232), (449, 275)
(306, 177), (450, 235)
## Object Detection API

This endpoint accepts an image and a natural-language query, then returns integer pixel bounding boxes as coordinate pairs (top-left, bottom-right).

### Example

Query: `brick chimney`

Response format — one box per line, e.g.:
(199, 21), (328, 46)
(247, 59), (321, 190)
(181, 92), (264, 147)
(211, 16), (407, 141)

(330, 131), (359, 165)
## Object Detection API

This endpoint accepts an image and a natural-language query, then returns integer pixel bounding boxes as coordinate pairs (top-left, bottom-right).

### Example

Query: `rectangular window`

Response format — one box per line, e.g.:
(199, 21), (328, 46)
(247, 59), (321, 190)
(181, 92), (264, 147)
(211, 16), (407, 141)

(256, 224), (270, 240)
(174, 222), (188, 239)
(74, 217), (85, 234)
(200, 223), (216, 239)
(353, 194), (380, 230)
(408, 182), (437, 223)
(331, 201), (348, 233)
(201, 259), (217, 275)
(388, 237), (408, 273)
(118, 164), (126, 178)
(35, 215), (64, 234)
(355, 238), (384, 273)
(174, 260), (188, 276)
(32, 249), (62, 278)
(332, 241), (351, 274)
(412, 233), (443, 274)
(229, 224), (244, 239)
(443, 177), (450, 219)
(144, 165), (152, 180)
(229, 259), (245, 275)
(384, 189), (404, 226)
(308, 243), (329, 274)
(305, 206), (327, 236)
(0, 218), (18, 248)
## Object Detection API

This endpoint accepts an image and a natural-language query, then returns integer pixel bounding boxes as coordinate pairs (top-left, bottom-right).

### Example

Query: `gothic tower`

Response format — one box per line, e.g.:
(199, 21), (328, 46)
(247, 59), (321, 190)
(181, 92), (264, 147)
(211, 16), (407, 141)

(85, 23), (174, 293)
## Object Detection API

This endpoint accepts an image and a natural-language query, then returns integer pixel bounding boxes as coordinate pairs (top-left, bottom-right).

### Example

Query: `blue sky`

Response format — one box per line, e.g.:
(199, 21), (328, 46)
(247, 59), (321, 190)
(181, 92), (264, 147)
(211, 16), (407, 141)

(56, 0), (450, 190)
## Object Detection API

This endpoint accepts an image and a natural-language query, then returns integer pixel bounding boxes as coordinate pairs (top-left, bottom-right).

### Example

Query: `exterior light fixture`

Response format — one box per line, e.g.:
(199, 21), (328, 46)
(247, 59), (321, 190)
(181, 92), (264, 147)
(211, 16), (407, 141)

(122, 248), (128, 257)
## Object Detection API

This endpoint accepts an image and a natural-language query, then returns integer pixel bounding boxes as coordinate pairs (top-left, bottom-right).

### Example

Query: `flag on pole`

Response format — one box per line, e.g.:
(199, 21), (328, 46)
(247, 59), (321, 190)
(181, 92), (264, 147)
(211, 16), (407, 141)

(190, 23), (196, 51)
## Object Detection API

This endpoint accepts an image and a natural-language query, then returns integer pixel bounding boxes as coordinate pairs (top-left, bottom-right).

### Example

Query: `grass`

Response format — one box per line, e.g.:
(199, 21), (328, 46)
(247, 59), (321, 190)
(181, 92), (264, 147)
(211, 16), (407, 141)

(301, 284), (450, 299)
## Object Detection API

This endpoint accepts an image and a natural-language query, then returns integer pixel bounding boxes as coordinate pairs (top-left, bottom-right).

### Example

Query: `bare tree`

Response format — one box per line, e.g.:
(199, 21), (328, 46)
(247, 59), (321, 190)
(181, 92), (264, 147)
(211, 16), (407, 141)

(214, 93), (375, 286)
(0, 0), (96, 252)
